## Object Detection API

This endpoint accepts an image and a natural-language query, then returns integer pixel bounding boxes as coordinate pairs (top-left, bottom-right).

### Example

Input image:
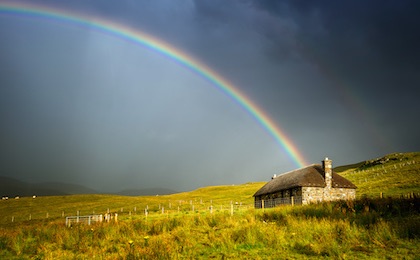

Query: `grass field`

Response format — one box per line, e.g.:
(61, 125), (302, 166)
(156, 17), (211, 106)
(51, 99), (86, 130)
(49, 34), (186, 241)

(0, 197), (418, 259)
(337, 152), (420, 197)
(0, 152), (419, 259)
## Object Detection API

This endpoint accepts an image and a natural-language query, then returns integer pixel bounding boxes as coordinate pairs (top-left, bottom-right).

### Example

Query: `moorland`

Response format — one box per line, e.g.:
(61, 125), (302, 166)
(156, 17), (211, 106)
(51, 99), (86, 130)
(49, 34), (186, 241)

(0, 152), (419, 259)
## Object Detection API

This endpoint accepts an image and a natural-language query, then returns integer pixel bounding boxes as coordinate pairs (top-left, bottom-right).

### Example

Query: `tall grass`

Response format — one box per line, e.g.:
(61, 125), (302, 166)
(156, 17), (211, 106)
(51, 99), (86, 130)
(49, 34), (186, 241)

(0, 197), (419, 259)
(1, 152), (419, 258)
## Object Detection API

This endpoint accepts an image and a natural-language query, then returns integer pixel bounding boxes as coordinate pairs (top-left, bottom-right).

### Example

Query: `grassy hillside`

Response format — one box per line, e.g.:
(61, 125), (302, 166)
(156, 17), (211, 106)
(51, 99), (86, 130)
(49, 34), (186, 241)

(337, 152), (420, 198)
(0, 152), (419, 259)
(0, 182), (265, 225)
(1, 151), (419, 224)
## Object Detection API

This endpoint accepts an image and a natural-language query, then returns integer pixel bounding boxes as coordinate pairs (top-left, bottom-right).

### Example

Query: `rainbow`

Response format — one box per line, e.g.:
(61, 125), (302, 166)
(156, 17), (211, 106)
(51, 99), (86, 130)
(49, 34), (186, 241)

(0, 2), (307, 167)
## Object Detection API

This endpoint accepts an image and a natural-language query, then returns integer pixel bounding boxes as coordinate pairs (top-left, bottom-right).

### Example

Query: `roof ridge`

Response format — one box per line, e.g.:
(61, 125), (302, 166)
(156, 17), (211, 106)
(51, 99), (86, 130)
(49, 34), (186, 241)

(274, 163), (320, 178)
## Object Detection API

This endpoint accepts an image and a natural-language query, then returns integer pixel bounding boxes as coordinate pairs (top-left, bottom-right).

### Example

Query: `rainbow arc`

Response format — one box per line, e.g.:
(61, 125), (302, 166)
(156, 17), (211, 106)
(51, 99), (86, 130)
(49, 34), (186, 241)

(0, 2), (307, 167)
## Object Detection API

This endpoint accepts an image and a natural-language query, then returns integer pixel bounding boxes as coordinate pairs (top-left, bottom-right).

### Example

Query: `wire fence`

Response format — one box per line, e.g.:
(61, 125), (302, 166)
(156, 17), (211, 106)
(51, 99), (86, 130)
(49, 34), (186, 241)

(65, 215), (103, 227)
(254, 196), (303, 209)
(2, 192), (419, 225)
(0, 200), (255, 225)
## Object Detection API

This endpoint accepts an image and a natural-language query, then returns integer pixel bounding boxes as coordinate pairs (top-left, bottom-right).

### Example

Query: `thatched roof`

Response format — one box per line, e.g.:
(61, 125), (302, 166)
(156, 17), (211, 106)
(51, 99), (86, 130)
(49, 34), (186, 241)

(253, 164), (356, 197)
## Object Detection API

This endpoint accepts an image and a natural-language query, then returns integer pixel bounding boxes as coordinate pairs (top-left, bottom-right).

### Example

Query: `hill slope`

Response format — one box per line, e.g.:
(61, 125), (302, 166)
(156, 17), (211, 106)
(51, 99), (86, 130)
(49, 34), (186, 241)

(0, 177), (177, 197)
(0, 182), (266, 224)
(337, 152), (420, 197)
(1, 152), (419, 224)
(0, 176), (98, 196)
(117, 188), (178, 196)
(1, 151), (418, 210)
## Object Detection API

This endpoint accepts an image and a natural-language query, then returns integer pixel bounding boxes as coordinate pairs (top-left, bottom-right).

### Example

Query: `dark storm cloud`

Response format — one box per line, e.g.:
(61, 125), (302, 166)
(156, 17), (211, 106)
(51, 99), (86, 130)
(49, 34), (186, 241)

(201, 0), (417, 157)
(192, 0), (420, 90)
(0, 0), (419, 192)
(253, 0), (420, 85)
(248, 0), (420, 145)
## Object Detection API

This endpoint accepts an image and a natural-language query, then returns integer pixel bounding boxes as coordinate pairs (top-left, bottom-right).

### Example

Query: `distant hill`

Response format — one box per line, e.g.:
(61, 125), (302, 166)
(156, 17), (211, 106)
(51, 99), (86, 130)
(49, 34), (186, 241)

(337, 152), (420, 197)
(334, 162), (365, 173)
(169, 152), (420, 200)
(0, 176), (177, 197)
(35, 182), (98, 195)
(1, 152), (418, 198)
(117, 188), (178, 196)
(0, 176), (98, 197)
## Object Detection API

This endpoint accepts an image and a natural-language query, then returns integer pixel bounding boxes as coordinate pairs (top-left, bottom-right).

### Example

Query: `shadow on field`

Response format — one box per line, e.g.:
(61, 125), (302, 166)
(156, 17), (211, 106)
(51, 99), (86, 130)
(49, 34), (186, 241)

(261, 197), (420, 239)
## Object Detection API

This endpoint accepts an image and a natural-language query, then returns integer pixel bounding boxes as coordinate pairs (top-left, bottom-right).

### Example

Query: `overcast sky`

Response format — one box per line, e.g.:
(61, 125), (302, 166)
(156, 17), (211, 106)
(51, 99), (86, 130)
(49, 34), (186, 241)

(1, 0), (419, 192)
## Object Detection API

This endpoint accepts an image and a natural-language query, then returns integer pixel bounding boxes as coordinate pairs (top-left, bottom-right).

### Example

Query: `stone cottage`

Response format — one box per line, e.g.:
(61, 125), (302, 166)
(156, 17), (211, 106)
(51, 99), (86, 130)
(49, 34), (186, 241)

(254, 158), (356, 208)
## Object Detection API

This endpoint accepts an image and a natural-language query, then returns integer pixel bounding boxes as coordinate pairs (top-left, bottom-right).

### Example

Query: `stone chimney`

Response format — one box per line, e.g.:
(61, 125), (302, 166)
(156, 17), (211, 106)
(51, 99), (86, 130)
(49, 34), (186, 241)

(322, 157), (333, 189)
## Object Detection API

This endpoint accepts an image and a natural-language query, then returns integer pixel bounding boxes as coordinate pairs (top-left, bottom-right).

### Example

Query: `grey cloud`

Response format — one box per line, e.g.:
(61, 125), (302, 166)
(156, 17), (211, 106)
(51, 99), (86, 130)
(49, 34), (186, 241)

(0, 0), (419, 192)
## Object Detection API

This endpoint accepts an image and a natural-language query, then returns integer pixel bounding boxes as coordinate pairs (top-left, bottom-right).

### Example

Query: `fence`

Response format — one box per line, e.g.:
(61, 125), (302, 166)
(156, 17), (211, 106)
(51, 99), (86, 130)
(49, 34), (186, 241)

(254, 196), (302, 209)
(4, 192), (416, 225)
(65, 215), (103, 227)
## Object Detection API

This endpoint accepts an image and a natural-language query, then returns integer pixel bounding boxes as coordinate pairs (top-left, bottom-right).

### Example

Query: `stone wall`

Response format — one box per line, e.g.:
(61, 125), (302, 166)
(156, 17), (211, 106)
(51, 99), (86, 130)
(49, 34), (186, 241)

(328, 188), (356, 201)
(255, 186), (356, 207)
(302, 186), (356, 204)
(302, 187), (325, 204)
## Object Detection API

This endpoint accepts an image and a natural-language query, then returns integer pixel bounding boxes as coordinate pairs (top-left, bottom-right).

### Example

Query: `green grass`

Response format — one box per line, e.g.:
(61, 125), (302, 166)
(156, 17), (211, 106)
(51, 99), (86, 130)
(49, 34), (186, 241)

(0, 151), (419, 259)
(2, 152), (419, 224)
(338, 152), (420, 198)
(0, 182), (265, 225)
(0, 198), (418, 259)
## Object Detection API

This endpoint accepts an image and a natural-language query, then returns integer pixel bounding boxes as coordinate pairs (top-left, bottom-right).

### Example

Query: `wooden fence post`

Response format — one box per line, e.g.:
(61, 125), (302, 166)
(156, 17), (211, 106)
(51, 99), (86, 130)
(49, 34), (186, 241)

(261, 200), (265, 210)
(230, 202), (234, 216)
(291, 196), (294, 206)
